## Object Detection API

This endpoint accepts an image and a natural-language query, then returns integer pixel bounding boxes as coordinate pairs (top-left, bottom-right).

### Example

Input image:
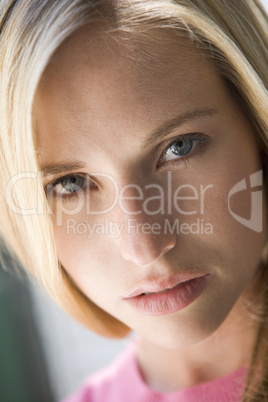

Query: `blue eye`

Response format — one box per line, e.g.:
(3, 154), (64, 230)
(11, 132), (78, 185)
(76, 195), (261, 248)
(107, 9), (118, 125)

(55, 175), (85, 194)
(169, 138), (193, 156)
(46, 174), (93, 199)
(159, 133), (209, 165)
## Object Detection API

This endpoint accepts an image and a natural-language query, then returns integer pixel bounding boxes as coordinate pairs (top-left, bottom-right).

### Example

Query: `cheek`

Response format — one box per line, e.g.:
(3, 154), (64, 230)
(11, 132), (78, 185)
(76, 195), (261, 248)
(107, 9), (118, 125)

(52, 213), (123, 297)
(52, 217), (126, 318)
(52, 217), (104, 275)
(198, 139), (266, 280)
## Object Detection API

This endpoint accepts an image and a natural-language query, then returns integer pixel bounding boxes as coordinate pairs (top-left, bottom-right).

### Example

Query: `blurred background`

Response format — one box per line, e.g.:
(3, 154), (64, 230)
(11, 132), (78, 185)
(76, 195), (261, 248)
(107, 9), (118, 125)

(0, 246), (130, 401)
(262, 0), (268, 10)
(1, 0), (267, 400)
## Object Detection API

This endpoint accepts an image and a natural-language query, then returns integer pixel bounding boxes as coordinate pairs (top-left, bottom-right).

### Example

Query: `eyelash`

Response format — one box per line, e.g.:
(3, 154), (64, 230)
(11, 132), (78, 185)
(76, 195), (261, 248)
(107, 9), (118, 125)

(45, 132), (210, 202)
(45, 173), (96, 201)
(157, 132), (209, 168)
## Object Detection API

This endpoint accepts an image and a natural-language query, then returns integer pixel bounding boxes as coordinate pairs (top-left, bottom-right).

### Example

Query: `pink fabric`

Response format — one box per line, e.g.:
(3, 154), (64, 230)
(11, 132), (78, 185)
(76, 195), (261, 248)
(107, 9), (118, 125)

(62, 341), (247, 402)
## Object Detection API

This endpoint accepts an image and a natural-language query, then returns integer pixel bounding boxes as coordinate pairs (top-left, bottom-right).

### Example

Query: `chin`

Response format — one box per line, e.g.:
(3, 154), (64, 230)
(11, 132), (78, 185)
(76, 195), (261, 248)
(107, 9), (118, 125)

(137, 308), (230, 350)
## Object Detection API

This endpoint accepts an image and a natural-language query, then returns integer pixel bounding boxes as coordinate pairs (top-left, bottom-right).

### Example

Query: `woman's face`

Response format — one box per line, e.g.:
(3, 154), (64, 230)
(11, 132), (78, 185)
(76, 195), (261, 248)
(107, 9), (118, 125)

(36, 27), (266, 348)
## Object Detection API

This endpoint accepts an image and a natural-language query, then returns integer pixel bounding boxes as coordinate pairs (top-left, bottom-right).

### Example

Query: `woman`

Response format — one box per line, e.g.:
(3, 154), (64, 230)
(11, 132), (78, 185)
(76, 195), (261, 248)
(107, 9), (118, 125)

(0, 0), (267, 400)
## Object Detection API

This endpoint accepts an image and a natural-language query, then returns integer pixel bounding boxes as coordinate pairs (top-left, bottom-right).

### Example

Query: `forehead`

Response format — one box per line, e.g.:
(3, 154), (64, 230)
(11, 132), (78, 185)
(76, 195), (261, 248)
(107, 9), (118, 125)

(42, 25), (208, 76)
(35, 25), (225, 157)
(37, 24), (218, 102)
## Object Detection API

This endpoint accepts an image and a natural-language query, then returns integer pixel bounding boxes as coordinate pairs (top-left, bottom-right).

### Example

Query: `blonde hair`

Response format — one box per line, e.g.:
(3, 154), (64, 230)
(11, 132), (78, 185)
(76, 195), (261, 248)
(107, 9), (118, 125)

(0, 1), (267, 400)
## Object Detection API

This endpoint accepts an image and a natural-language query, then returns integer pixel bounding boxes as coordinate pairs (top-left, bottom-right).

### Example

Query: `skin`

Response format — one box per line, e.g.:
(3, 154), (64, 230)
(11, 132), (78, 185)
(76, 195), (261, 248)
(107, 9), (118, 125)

(36, 27), (266, 391)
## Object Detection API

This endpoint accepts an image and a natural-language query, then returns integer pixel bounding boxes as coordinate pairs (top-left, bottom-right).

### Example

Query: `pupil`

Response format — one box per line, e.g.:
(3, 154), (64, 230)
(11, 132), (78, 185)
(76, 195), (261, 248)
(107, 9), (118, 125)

(62, 176), (84, 192)
(171, 138), (193, 156)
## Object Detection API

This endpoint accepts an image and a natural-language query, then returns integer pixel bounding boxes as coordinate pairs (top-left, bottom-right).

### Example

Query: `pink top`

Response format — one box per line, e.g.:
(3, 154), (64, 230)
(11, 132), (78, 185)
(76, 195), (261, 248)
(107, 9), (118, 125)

(62, 341), (247, 402)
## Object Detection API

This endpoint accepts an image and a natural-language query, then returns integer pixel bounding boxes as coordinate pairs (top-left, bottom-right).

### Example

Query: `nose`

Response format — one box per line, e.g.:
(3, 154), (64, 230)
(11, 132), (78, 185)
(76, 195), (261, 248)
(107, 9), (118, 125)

(119, 223), (176, 266)
(114, 200), (176, 266)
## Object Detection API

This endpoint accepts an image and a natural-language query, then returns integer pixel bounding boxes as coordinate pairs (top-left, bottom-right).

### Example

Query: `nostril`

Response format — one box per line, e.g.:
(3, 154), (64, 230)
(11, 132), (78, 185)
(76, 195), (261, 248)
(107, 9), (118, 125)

(161, 243), (175, 256)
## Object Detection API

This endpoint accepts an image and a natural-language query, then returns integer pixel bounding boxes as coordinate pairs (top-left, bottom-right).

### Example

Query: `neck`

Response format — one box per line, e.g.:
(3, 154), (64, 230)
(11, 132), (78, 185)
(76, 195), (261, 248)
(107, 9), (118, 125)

(136, 295), (259, 393)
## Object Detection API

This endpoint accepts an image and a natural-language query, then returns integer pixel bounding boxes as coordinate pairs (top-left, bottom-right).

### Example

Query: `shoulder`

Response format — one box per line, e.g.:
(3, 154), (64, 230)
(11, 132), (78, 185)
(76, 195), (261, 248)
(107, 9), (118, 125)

(61, 340), (144, 402)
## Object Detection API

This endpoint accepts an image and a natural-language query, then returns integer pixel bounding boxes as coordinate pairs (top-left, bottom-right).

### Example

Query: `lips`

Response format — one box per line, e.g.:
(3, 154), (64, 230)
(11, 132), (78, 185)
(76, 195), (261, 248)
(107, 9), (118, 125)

(123, 273), (212, 316)
(141, 284), (179, 295)
(123, 272), (210, 299)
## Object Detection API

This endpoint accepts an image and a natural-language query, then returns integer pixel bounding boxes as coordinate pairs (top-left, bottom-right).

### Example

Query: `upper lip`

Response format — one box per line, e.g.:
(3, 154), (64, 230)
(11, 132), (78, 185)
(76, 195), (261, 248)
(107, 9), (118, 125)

(122, 272), (210, 298)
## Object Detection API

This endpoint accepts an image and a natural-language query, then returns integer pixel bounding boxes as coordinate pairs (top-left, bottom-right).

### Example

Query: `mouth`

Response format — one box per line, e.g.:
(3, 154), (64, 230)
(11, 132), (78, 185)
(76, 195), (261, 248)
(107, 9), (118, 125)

(123, 272), (211, 298)
(141, 285), (180, 295)
(141, 282), (182, 296)
(123, 273), (212, 316)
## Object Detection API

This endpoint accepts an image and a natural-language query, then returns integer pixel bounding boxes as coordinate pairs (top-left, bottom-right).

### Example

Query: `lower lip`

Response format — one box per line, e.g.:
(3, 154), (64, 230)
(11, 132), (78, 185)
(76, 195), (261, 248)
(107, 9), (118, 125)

(125, 274), (212, 316)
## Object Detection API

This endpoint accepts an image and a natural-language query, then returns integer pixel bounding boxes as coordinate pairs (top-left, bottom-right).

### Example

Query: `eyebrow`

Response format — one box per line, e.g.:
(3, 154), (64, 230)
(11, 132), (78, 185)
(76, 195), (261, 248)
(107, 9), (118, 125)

(41, 107), (219, 177)
(144, 107), (219, 147)
(41, 162), (86, 178)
